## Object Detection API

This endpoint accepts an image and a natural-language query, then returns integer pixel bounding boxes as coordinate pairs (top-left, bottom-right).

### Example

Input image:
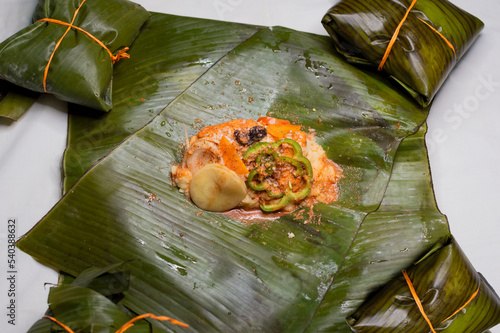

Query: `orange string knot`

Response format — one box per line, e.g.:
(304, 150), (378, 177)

(111, 47), (131, 64)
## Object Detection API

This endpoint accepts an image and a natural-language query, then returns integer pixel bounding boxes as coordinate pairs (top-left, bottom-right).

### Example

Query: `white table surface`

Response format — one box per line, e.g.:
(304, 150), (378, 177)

(0, 0), (499, 332)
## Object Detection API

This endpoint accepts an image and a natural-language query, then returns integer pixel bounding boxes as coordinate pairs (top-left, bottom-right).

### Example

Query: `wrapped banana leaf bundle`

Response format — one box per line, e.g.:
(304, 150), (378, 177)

(322, 0), (484, 106)
(0, 0), (150, 112)
(347, 237), (500, 332)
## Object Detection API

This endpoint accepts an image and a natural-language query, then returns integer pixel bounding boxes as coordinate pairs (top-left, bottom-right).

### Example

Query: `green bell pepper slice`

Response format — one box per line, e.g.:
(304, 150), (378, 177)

(243, 139), (313, 212)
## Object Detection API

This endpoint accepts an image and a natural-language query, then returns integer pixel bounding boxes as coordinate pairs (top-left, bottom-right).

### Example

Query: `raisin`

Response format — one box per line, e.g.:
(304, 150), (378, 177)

(249, 126), (267, 141)
(234, 129), (251, 146)
(234, 126), (267, 146)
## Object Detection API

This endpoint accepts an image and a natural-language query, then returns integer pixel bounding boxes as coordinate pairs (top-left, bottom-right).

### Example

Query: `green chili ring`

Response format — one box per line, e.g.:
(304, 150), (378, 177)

(247, 169), (284, 199)
(260, 156), (313, 212)
(243, 138), (303, 160)
(244, 138), (314, 212)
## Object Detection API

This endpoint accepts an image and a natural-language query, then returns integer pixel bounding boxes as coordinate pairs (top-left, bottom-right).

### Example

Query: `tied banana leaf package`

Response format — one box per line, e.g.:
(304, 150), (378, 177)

(321, 0), (484, 106)
(0, 0), (150, 112)
(347, 237), (500, 332)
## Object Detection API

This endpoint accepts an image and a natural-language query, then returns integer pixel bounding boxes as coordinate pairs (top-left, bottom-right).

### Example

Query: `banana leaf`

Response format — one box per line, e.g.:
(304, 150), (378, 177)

(347, 236), (500, 332)
(27, 264), (154, 333)
(0, 0), (150, 112)
(306, 123), (452, 331)
(63, 13), (260, 190)
(62, 12), (428, 191)
(17, 11), (425, 331)
(322, 0), (484, 106)
(16, 11), (498, 332)
(0, 80), (39, 121)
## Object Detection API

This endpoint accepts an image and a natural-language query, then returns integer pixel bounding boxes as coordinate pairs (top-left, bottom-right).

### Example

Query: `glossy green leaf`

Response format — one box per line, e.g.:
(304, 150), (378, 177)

(346, 236), (500, 332)
(16, 12), (498, 332)
(0, 80), (39, 121)
(0, 0), (150, 111)
(322, 0), (484, 106)
(26, 265), (154, 333)
(63, 13), (259, 190)
(306, 124), (499, 332)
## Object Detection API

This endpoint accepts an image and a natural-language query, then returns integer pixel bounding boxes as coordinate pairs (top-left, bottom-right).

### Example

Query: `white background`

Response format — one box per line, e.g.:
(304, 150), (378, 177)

(0, 0), (499, 332)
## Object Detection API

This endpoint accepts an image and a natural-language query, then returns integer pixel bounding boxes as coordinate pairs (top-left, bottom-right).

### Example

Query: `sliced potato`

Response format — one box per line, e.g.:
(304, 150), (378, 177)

(189, 164), (247, 212)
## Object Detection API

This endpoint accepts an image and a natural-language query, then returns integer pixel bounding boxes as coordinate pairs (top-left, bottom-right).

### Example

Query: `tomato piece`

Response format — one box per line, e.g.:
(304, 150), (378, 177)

(266, 124), (302, 139)
(257, 117), (291, 125)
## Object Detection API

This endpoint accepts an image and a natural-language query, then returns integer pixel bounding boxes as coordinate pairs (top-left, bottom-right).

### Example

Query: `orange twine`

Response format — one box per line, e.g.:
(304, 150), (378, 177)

(43, 316), (75, 333)
(442, 280), (481, 322)
(402, 269), (437, 333)
(402, 269), (481, 332)
(378, 0), (418, 71)
(417, 18), (456, 58)
(44, 313), (189, 333)
(36, 0), (130, 93)
(378, 0), (456, 71)
(116, 313), (189, 332)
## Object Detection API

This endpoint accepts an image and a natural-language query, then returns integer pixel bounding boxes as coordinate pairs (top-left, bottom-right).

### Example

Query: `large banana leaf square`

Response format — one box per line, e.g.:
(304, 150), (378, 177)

(17, 11), (496, 333)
